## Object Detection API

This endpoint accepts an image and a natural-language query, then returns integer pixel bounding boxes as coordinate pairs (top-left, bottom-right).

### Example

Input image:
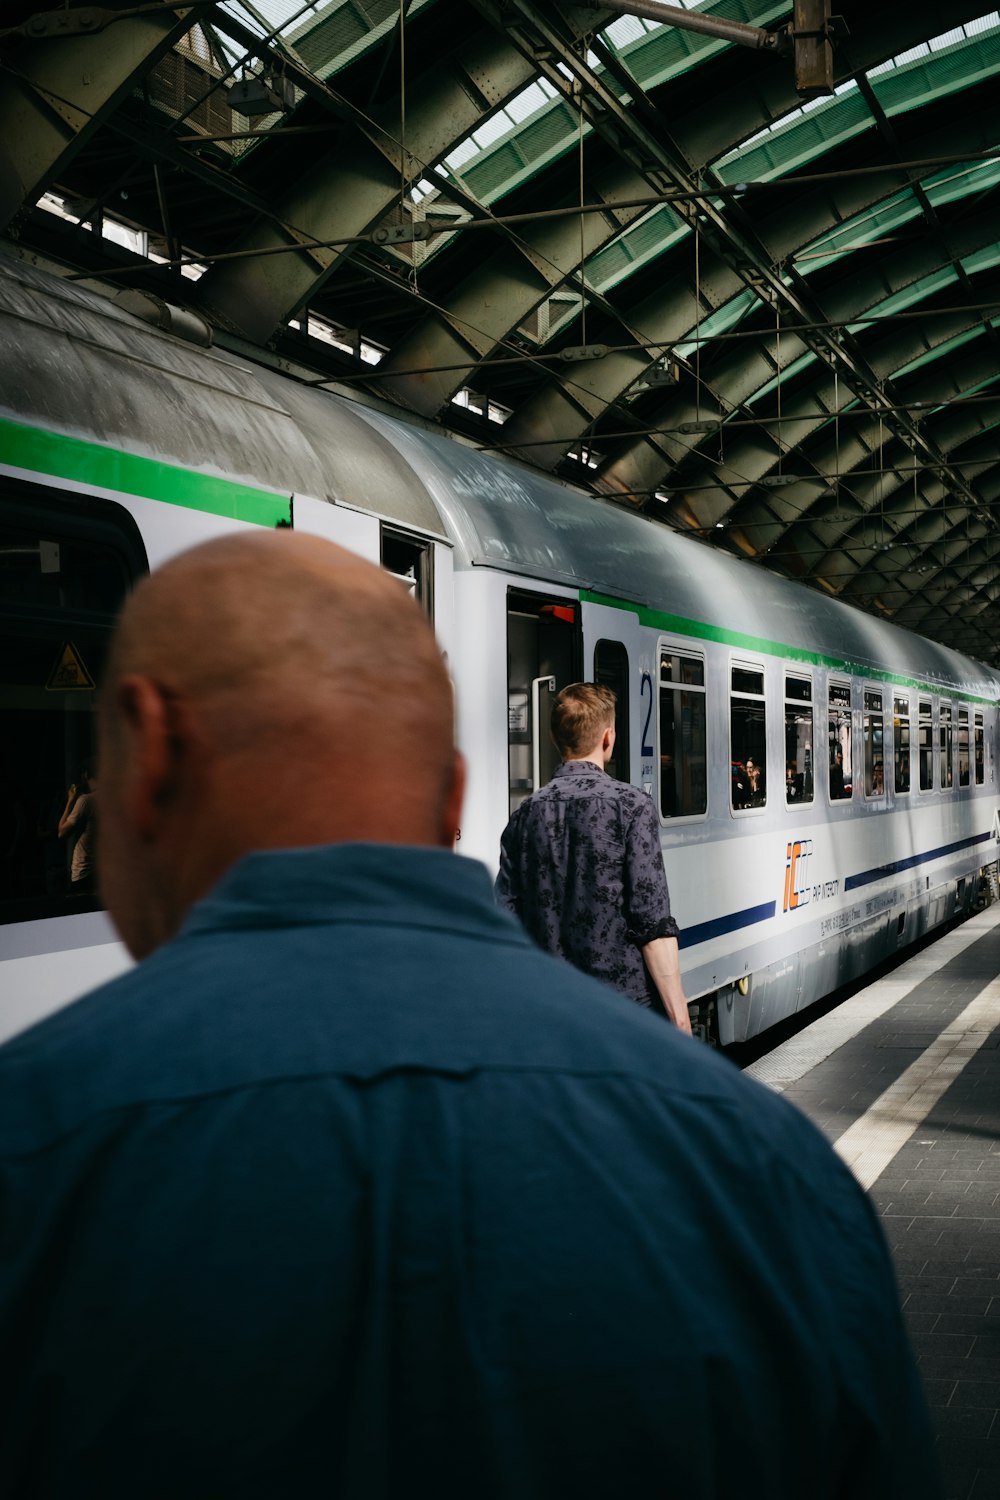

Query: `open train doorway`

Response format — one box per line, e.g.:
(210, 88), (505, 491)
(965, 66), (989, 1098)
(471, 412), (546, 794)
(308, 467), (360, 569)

(506, 589), (580, 815)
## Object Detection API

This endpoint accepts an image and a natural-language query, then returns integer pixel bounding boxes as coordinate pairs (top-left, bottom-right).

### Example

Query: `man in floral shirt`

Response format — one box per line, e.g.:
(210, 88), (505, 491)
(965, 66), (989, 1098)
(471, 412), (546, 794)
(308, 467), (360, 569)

(495, 683), (692, 1033)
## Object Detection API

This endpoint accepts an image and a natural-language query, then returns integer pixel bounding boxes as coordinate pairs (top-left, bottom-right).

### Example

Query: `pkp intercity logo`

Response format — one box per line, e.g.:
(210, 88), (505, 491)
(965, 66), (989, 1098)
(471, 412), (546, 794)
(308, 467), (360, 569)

(782, 838), (813, 912)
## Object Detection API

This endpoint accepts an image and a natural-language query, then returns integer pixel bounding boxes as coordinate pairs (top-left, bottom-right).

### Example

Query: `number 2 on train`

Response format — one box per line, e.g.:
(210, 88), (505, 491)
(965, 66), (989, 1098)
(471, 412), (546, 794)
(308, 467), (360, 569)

(640, 671), (654, 758)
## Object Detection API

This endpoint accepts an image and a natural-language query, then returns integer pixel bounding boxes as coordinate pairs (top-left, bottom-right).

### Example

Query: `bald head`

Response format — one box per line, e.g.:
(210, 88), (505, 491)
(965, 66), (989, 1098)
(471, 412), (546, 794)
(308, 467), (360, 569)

(97, 530), (463, 959)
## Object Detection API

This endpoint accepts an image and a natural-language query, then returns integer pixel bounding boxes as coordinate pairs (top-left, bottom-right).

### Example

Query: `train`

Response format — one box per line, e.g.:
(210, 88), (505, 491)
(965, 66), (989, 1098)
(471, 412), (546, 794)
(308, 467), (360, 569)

(2, 243), (998, 1047)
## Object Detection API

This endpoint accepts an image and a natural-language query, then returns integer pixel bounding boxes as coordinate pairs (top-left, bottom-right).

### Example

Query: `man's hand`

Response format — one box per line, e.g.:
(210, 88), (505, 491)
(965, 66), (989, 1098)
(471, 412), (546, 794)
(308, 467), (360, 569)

(641, 935), (693, 1036)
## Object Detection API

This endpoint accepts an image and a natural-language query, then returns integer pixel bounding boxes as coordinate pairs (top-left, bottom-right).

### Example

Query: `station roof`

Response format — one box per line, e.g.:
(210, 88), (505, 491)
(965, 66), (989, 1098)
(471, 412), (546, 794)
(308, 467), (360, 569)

(2, 1), (1000, 663)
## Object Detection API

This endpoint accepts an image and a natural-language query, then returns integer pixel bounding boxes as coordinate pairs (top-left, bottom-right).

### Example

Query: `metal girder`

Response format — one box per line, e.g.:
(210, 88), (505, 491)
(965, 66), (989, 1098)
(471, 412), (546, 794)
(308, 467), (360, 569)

(717, 372), (999, 598)
(503, 115), (1000, 482)
(499, 255), (746, 468)
(754, 102), (1000, 270)
(196, 27), (556, 342)
(0, 2), (196, 232)
(664, 0), (989, 176)
(613, 296), (1000, 606)
(374, 162), (656, 416)
(101, 108), (278, 222)
(593, 209), (1000, 514)
(822, 470), (1000, 630)
(473, 0), (994, 547)
(371, 0), (728, 414)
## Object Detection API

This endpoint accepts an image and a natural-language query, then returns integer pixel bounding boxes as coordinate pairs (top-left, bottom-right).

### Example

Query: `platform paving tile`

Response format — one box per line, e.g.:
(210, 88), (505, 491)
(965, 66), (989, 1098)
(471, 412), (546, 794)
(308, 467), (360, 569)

(938, 1312), (1000, 1336)
(765, 918), (1000, 1500)
(935, 1408), (997, 1438)
(952, 1381), (1000, 1409)
(875, 1093), (1000, 1497)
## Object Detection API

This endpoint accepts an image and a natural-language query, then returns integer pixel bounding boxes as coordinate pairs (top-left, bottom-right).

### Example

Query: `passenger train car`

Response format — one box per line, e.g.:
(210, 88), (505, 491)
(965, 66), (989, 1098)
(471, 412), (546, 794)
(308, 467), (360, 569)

(2, 246), (998, 1046)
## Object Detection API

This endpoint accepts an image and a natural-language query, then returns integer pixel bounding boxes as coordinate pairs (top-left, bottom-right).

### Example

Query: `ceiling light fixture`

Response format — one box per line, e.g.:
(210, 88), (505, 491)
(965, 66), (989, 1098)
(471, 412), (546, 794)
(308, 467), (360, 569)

(226, 73), (295, 116)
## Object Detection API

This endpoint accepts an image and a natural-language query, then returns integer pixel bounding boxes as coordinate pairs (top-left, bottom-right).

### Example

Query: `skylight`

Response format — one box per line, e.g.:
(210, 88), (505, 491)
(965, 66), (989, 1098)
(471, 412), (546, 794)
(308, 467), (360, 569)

(716, 16), (1000, 170)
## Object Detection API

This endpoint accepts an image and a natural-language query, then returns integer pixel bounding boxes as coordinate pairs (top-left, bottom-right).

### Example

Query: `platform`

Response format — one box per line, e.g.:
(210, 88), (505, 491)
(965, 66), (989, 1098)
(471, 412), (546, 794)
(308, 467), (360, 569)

(745, 908), (1000, 1500)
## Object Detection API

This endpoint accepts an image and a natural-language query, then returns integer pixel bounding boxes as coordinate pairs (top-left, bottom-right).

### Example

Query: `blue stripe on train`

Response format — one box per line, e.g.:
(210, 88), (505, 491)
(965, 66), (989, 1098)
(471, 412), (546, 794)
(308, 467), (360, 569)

(844, 831), (992, 892)
(678, 830), (993, 949)
(679, 901), (777, 950)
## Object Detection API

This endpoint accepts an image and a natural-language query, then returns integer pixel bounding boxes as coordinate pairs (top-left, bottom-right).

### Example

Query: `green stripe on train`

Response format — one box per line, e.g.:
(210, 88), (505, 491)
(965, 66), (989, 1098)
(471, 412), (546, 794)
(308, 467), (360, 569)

(581, 589), (998, 706)
(0, 418), (291, 527)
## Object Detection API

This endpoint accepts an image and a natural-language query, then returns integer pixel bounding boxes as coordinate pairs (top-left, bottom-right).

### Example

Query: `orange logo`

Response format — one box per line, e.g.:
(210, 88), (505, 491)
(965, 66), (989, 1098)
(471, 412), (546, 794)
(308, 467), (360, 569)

(783, 839), (813, 912)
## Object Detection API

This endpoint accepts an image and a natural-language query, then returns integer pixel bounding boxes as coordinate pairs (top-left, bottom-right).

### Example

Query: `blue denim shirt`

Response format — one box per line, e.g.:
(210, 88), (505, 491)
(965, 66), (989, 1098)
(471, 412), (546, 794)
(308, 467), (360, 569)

(0, 844), (938, 1499)
(494, 760), (679, 1006)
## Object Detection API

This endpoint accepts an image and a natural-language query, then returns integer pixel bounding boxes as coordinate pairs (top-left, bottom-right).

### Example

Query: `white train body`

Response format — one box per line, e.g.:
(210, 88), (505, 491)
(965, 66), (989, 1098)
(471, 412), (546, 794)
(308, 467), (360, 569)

(2, 248), (997, 1045)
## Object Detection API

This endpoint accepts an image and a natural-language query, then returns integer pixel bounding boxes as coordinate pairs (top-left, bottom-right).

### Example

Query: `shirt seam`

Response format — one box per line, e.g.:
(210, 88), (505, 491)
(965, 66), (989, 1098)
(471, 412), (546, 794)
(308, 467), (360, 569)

(179, 914), (533, 944)
(3, 1067), (743, 1165)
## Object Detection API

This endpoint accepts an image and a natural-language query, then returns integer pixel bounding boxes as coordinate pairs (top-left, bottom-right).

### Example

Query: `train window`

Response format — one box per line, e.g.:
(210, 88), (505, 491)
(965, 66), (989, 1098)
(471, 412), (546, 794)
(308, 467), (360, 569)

(893, 696), (911, 793)
(939, 703), (953, 789)
(730, 663), (766, 811)
(863, 690), (885, 798)
(975, 712), (985, 785)
(1, 492), (145, 925)
(594, 639), (630, 782)
(827, 681), (852, 800)
(918, 700), (933, 791)
(784, 675), (813, 806)
(380, 527), (433, 617)
(958, 708), (970, 787)
(659, 649), (707, 818)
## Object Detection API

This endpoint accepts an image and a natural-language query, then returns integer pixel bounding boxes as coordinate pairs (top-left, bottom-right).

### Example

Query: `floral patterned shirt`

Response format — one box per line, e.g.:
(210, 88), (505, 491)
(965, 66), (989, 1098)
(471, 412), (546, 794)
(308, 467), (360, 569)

(494, 760), (680, 1007)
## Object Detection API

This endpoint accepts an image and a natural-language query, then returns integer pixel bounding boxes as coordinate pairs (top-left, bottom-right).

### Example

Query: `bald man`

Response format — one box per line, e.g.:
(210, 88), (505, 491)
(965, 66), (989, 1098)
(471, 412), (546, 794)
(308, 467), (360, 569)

(0, 533), (939, 1500)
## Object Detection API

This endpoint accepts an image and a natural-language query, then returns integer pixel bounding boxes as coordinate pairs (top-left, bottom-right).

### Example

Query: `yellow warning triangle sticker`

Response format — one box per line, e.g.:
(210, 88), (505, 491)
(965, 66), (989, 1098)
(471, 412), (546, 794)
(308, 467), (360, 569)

(46, 641), (96, 692)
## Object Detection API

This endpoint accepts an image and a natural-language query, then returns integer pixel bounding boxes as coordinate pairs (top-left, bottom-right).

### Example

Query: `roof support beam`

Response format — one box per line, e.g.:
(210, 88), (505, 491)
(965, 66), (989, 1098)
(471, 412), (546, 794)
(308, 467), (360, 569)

(489, 0), (993, 517)
(374, 162), (653, 415)
(196, 24), (565, 342)
(0, 4), (196, 234)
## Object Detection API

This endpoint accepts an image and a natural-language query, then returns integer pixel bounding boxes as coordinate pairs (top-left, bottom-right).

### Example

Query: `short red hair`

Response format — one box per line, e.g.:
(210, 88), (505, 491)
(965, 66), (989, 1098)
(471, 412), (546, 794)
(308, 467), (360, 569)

(551, 682), (616, 759)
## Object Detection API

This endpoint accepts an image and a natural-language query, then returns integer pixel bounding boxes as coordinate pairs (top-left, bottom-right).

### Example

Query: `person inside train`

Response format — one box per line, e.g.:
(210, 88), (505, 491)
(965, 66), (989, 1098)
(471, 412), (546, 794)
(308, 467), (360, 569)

(0, 531), (941, 1500)
(785, 760), (802, 801)
(896, 750), (911, 793)
(660, 750), (677, 817)
(731, 756), (764, 810)
(744, 755), (764, 806)
(829, 746), (847, 799)
(57, 764), (97, 893)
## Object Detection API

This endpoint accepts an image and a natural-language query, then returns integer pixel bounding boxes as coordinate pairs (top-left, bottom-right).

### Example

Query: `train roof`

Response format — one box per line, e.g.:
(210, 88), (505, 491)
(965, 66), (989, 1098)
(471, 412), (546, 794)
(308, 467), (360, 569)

(0, 250), (446, 540)
(1, 248), (995, 702)
(354, 403), (1000, 701)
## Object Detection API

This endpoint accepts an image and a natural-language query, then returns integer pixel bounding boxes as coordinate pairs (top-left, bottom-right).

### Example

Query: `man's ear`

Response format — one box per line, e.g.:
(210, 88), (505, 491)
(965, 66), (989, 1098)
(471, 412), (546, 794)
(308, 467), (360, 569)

(441, 750), (466, 848)
(114, 674), (185, 842)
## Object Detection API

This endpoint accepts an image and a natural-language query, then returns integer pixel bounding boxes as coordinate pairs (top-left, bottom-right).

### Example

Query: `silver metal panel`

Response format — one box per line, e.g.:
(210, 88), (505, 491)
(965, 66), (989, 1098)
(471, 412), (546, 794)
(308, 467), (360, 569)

(0, 256), (317, 495)
(0, 255), (445, 536)
(251, 372), (447, 537)
(354, 402), (999, 695)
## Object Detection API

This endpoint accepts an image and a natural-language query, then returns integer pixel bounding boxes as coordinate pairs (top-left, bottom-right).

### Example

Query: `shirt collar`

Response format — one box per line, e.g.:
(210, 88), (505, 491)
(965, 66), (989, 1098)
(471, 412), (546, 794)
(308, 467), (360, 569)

(552, 759), (606, 780)
(178, 843), (525, 946)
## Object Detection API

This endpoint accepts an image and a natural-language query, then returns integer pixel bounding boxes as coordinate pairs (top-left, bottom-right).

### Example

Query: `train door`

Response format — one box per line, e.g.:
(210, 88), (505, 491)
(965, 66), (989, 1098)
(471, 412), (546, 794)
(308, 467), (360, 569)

(506, 589), (580, 814)
(581, 598), (642, 787)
